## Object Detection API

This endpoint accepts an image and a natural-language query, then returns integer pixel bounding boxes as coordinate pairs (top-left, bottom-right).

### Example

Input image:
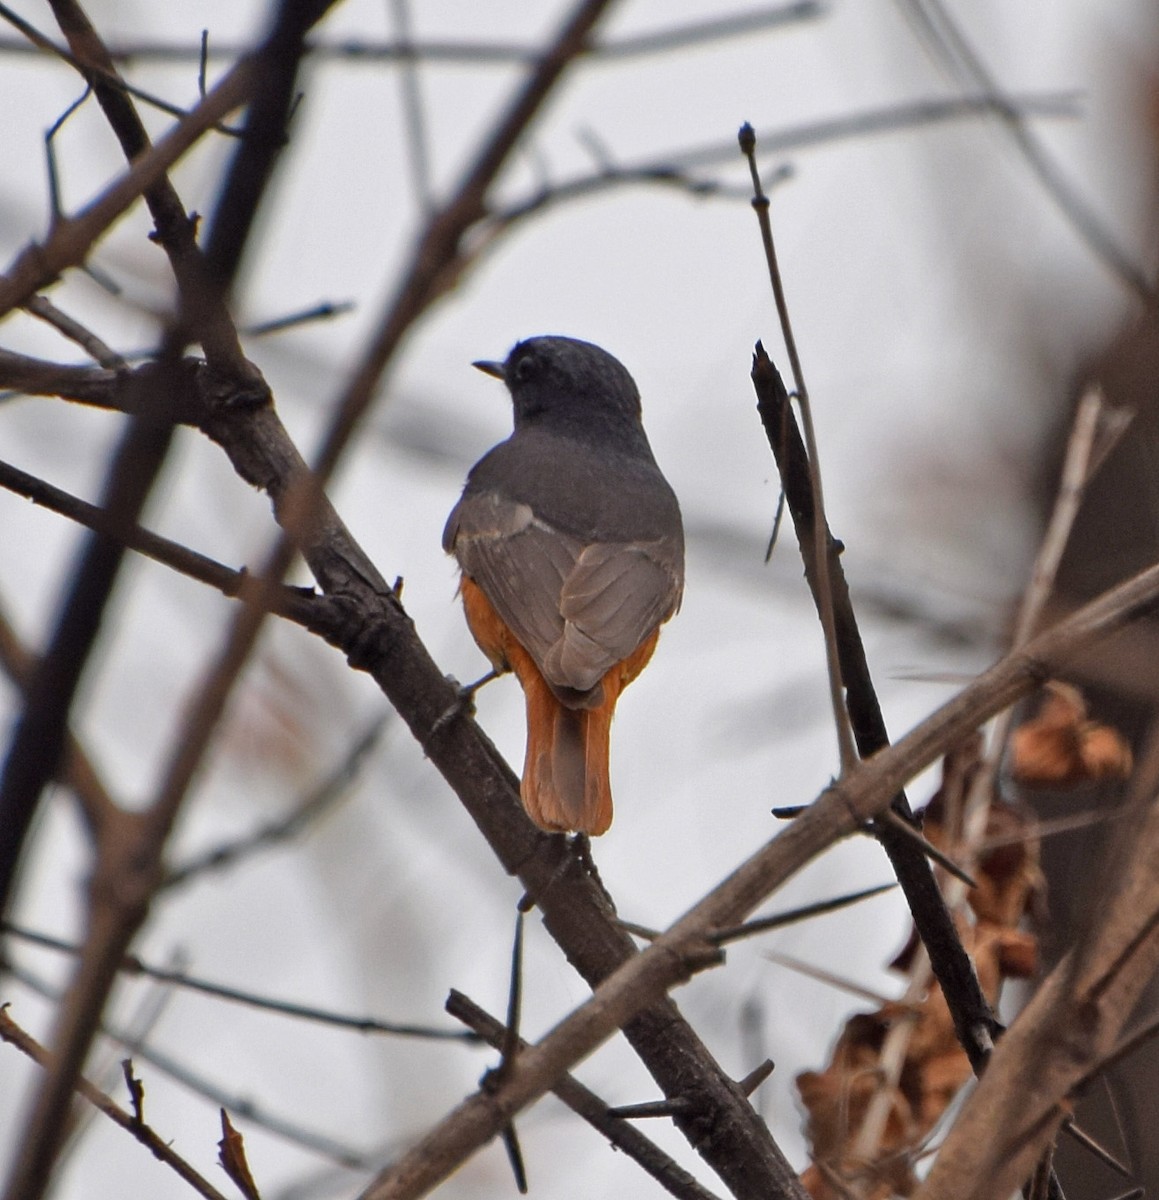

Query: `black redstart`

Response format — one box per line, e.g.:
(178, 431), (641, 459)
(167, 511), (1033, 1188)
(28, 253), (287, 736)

(443, 336), (684, 835)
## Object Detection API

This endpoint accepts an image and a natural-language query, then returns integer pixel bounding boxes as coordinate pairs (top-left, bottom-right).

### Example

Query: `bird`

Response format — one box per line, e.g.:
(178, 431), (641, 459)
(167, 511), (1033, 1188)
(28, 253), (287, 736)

(443, 335), (684, 836)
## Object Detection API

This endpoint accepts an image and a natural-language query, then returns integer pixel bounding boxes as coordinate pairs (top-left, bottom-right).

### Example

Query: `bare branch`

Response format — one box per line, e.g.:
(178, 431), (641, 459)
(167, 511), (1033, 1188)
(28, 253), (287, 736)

(4, 922), (475, 1042)
(0, 60), (253, 321)
(741, 126), (856, 772)
(357, 555), (1159, 1197)
(750, 345), (1001, 1073)
(5, 958), (374, 1169)
(710, 882), (896, 945)
(0, 1008), (231, 1200)
(0, 1), (243, 132)
(1, 6), (335, 1198)
(23, 295), (122, 367)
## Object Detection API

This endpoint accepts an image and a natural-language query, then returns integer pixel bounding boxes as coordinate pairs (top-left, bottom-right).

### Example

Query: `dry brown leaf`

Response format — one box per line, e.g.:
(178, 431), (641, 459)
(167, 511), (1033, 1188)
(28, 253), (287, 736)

(798, 734), (1049, 1196)
(1009, 682), (1132, 788)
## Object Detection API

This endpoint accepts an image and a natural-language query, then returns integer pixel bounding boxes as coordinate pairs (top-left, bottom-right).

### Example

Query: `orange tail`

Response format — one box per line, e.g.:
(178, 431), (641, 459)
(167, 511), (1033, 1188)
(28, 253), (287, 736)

(522, 680), (614, 836)
(458, 575), (663, 836)
(519, 628), (661, 835)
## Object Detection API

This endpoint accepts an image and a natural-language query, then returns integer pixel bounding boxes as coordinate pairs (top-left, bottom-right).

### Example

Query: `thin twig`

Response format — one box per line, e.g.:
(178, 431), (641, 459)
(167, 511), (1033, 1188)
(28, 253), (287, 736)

(1059, 1116), (1131, 1179)
(851, 945), (928, 1166)
(0, 59), (254, 320)
(484, 159), (787, 236)
(0, 455), (321, 627)
(0, 4), (823, 66)
(740, 123), (857, 772)
(880, 808), (978, 889)
(43, 87), (91, 219)
(0, 2), (243, 134)
(0, 1007), (231, 1200)
(243, 299), (356, 337)
(445, 991), (724, 1200)
(3, 958), (374, 1168)
(982, 387), (1117, 770)
(162, 716), (387, 889)
(1018, 389), (1125, 647)
(390, 0), (432, 215)
(762, 952), (898, 1007)
(978, 804), (1124, 851)
(23, 295), (122, 367)
(711, 882), (896, 944)
(55, 955), (177, 1169)
(3, 922), (478, 1041)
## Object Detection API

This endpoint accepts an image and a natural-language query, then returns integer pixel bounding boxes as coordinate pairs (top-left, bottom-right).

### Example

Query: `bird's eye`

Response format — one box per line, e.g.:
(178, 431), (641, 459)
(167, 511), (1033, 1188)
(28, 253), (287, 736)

(513, 354), (536, 382)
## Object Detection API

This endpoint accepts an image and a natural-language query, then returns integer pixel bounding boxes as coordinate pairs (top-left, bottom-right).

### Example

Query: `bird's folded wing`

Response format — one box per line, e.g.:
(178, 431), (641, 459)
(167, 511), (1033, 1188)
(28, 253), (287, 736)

(445, 492), (682, 695)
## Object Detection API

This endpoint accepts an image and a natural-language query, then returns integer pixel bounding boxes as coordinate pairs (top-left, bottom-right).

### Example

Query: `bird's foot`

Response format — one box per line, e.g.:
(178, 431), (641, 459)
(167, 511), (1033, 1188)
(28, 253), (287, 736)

(429, 669), (501, 739)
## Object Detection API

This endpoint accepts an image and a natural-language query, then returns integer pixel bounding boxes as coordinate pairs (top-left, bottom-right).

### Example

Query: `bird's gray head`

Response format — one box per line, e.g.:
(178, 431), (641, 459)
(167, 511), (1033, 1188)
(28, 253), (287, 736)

(475, 336), (644, 440)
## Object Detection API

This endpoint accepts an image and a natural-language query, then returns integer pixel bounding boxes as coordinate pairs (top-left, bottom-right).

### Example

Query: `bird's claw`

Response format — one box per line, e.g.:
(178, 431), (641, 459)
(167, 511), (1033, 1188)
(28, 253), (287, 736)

(429, 670), (501, 738)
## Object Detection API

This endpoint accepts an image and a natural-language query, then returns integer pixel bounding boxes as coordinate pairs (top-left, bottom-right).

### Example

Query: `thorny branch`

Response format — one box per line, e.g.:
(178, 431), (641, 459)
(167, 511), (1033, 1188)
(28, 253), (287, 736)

(357, 554), (1159, 1198)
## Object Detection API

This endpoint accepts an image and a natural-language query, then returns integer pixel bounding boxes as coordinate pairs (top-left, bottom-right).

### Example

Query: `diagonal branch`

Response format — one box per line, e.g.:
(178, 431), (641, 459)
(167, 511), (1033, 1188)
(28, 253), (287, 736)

(47, 0), (251, 370)
(0, 1008), (230, 1200)
(445, 990), (724, 1200)
(895, 0), (1152, 300)
(0, 601), (119, 842)
(198, 374), (810, 1199)
(357, 553), (1159, 1198)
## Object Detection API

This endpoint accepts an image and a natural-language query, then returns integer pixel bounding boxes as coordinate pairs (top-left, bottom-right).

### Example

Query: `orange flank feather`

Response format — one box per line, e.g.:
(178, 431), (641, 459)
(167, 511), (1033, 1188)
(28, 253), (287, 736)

(460, 576), (659, 836)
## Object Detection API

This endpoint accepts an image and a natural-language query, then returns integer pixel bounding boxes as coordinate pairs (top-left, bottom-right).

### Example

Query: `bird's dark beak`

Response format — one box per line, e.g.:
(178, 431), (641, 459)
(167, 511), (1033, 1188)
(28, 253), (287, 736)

(472, 359), (505, 380)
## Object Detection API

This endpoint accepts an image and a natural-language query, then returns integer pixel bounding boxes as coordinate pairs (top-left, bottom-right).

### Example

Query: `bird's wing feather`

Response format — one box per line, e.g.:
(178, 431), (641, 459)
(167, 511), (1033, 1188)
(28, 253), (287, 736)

(545, 543), (680, 689)
(445, 492), (580, 671)
(445, 492), (681, 695)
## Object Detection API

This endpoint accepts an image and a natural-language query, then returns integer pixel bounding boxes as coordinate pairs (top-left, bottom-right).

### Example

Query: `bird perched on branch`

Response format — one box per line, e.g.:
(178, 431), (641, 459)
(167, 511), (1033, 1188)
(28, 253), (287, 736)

(444, 336), (684, 835)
